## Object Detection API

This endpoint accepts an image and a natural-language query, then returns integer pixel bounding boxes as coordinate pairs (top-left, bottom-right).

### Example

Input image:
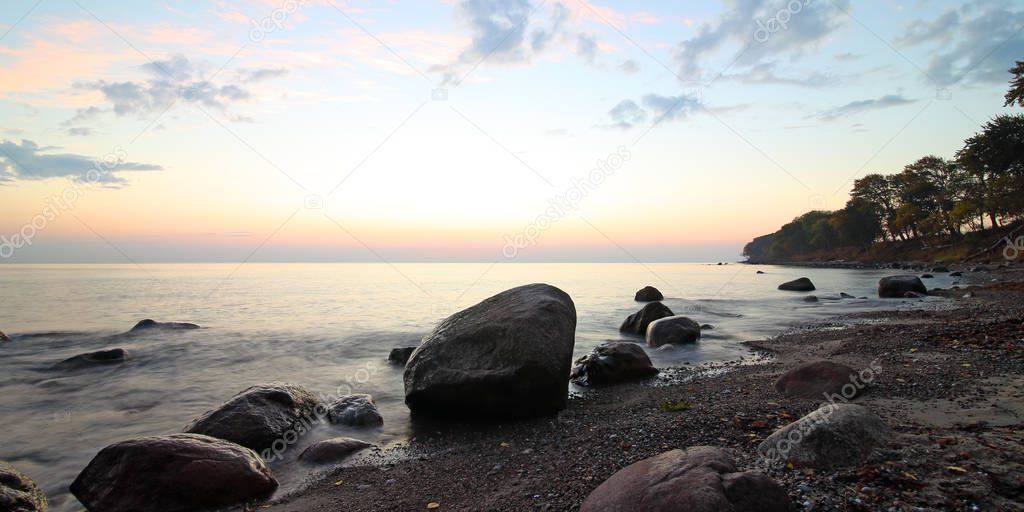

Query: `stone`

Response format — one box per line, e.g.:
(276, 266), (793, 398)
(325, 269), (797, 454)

(570, 342), (658, 386)
(774, 361), (860, 399)
(0, 331), (9, 343)
(619, 302), (673, 336)
(778, 277), (815, 292)
(0, 461), (47, 512)
(326, 394), (383, 427)
(299, 437), (373, 464)
(185, 383), (320, 451)
(53, 348), (128, 370)
(130, 319), (200, 331)
(878, 275), (927, 298)
(634, 286), (664, 301)
(388, 347), (416, 365)
(646, 316), (701, 347)
(757, 403), (892, 469)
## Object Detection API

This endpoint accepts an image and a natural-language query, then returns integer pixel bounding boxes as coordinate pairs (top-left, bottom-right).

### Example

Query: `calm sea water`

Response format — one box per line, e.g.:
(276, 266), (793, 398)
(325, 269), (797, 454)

(0, 263), (955, 510)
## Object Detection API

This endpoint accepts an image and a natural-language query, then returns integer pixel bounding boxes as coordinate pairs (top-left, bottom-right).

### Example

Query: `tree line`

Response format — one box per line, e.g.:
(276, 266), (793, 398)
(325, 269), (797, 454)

(744, 59), (1024, 263)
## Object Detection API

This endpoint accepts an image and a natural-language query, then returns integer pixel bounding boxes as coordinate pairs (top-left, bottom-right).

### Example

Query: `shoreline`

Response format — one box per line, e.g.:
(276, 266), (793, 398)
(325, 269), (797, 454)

(259, 270), (1024, 511)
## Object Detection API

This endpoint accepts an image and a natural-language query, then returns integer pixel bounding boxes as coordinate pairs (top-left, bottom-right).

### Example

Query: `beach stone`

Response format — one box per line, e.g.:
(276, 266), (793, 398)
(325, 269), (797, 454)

(130, 319), (200, 331)
(840, 292), (855, 299)
(775, 361), (859, 399)
(878, 275), (927, 298)
(757, 403), (892, 469)
(53, 348), (128, 370)
(404, 283), (576, 417)
(70, 433), (277, 512)
(0, 331), (9, 343)
(619, 302), (674, 335)
(299, 437), (373, 464)
(700, 324), (714, 330)
(0, 461), (47, 512)
(634, 286), (664, 301)
(185, 383), (320, 451)
(756, 270), (765, 274)
(921, 273), (934, 279)
(778, 277), (815, 291)
(570, 342), (658, 386)
(949, 271), (962, 277)
(931, 266), (950, 273)
(646, 316), (701, 347)
(327, 394), (382, 426)
(803, 295), (819, 303)
(580, 446), (791, 512)
(388, 347), (416, 365)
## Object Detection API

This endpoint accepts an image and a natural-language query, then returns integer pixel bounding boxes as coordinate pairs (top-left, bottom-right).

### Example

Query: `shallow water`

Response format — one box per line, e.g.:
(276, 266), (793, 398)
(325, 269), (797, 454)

(0, 262), (956, 510)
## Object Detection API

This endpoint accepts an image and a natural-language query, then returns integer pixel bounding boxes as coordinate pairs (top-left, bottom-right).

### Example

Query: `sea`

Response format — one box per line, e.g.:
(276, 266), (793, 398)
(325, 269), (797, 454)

(0, 262), (958, 511)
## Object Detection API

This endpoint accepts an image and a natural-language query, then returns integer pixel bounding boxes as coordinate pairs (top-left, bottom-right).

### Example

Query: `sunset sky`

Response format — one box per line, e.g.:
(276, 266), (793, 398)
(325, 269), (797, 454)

(1, 0), (1021, 262)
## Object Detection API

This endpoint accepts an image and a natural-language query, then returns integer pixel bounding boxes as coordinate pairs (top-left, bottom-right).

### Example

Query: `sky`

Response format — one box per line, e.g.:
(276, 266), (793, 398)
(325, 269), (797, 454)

(0, 0), (1021, 263)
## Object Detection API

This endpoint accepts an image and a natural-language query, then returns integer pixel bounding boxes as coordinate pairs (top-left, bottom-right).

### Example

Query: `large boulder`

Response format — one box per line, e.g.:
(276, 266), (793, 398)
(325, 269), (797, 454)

(299, 437), (373, 464)
(619, 302), (674, 335)
(877, 275), (926, 298)
(774, 361), (859, 399)
(757, 403), (892, 469)
(0, 461), (47, 512)
(404, 283), (576, 417)
(185, 383), (320, 451)
(326, 394), (383, 426)
(130, 319), (200, 332)
(646, 316), (701, 347)
(778, 277), (815, 291)
(634, 286), (664, 301)
(580, 446), (792, 512)
(53, 348), (128, 370)
(388, 347), (416, 365)
(70, 434), (276, 512)
(570, 342), (658, 386)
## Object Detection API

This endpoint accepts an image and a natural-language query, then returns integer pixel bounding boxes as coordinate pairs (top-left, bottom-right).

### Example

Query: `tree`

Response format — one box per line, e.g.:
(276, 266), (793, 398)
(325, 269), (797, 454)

(957, 115), (1024, 224)
(1005, 60), (1024, 108)
(833, 198), (882, 250)
(850, 174), (901, 240)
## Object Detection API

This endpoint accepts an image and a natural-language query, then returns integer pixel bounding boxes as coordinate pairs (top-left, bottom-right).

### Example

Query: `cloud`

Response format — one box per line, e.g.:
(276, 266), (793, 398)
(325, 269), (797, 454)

(605, 100), (647, 129)
(530, 2), (569, 52)
(0, 139), (162, 185)
(642, 93), (703, 122)
(575, 34), (599, 64)
(617, 59), (640, 74)
(731, 62), (837, 87)
(66, 127), (93, 137)
(239, 67), (290, 83)
(817, 94), (916, 121)
(457, 0), (533, 63)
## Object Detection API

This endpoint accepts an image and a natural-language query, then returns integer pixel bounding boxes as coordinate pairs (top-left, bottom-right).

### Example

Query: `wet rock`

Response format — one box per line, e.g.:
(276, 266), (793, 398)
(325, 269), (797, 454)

(185, 383), (320, 451)
(53, 348), (128, 370)
(634, 286), (664, 302)
(949, 271), (962, 277)
(878, 275), (927, 298)
(839, 292), (855, 299)
(921, 273), (934, 279)
(700, 324), (714, 330)
(569, 342), (658, 386)
(388, 347), (415, 365)
(756, 270), (765, 274)
(904, 291), (926, 298)
(70, 433), (277, 512)
(0, 461), (47, 512)
(757, 403), (892, 469)
(778, 277), (815, 292)
(803, 295), (819, 303)
(580, 446), (792, 512)
(0, 331), (9, 343)
(774, 361), (860, 399)
(404, 283), (576, 417)
(130, 319), (200, 332)
(931, 266), (950, 273)
(299, 437), (373, 464)
(619, 302), (673, 336)
(646, 316), (701, 347)
(326, 394), (383, 427)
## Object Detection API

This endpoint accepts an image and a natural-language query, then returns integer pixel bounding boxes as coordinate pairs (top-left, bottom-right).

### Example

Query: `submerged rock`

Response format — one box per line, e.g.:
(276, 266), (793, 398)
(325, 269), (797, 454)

(130, 319), (200, 332)
(931, 266), (950, 273)
(327, 394), (383, 426)
(778, 277), (815, 291)
(185, 383), (320, 452)
(803, 295), (819, 303)
(757, 403), (892, 469)
(619, 302), (673, 336)
(774, 361), (859, 399)
(580, 446), (791, 512)
(840, 292), (855, 299)
(71, 433), (276, 512)
(878, 275), (927, 298)
(646, 316), (701, 347)
(53, 348), (128, 370)
(921, 273), (934, 279)
(387, 347), (416, 365)
(0, 331), (9, 343)
(949, 271), (963, 277)
(299, 437), (373, 464)
(0, 461), (47, 512)
(569, 342), (658, 386)
(633, 286), (664, 302)
(404, 283), (576, 417)
(756, 270), (765, 274)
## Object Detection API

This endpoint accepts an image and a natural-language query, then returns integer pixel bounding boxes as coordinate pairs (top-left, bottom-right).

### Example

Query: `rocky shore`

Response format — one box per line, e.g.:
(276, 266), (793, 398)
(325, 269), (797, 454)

(256, 270), (1024, 512)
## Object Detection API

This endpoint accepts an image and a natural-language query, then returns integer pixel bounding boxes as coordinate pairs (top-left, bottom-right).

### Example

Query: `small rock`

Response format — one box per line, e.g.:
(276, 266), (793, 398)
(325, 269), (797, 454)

(878, 275), (927, 298)
(327, 394), (383, 427)
(646, 316), (701, 347)
(619, 302), (673, 335)
(634, 286), (664, 302)
(921, 273), (934, 279)
(756, 270), (765, 274)
(54, 348), (129, 370)
(803, 295), (819, 303)
(840, 292), (854, 299)
(0, 461), (47, 512)
(757, 403), (892, 469)
(388, 347), (416, 365)
(0, 331), (9, 343)
(299, 437), (373, 464)
(185, 383), (321, 451)
(569, 342), (658, 386)
(130, 319), (200, 332)
(778, 277), (815, 292)
(949, 271), (962, 277)
(774, 361), (862, 399)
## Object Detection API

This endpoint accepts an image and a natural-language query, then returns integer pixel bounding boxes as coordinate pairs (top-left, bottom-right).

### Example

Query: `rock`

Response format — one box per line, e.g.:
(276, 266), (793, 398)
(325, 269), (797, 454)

(388, 347), (416, 365)
(580, 446), (792, 512)
(931, 266), (950, 273)
(840, 292), (855, 299)
(634, 286), (664, 302)
(185, 383), (320, 451)
(569, 342), (658, 386)
(921, 273), (934, 279)
(877, 275), (927, 298)
(778, 277), (815, 292)
(130, 319), (200, 332)
(970, 266), (989, 272)
(299, 437), (373, 464)
(774, 361), (859, 399)
(756, 270), (765, 274)
(904, 291), (925, 298)
(757, 403), (892, 469)
(619, 302), (674, 335)
(646, 316), (701, 347)
(53, 348), (129, 370)
(326, 394), (382, 427)
(803, 295), (819, 303)
(0, 461), (47, 512)
(949, 271), (963, 277)
(404, 283), (577, 417)
(70, 433), (277, 512)
(0, 331), (9, 343)
(700, 324), (714, 330)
